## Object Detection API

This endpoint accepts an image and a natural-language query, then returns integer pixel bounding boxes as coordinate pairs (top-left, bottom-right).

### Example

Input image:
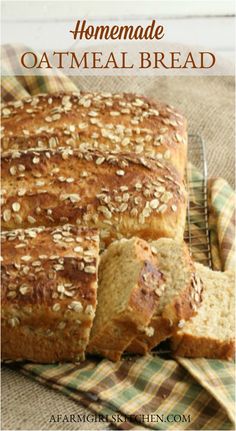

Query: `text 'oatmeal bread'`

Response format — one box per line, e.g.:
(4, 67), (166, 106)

(1, 92), (188, 178)
(127, 238), (203, 354)
(170, 263), (235, 360)
(87, 237), (164, 361)
(1, 225), (99, 363)
(1, 148), (187, 246)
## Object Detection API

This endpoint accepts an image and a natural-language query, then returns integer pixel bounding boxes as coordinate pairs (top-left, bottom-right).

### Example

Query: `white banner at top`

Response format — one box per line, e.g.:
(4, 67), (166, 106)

(1, 1), (235, 76)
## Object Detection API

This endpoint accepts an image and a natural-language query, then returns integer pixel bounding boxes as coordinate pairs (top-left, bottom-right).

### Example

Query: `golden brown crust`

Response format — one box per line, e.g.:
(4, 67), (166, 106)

(171, 333), (235, 361)
(1, 92), (187, 178)
(1, 148), (187, 246)
(131, 260), (164, 322)
(1, 225), (99, 363)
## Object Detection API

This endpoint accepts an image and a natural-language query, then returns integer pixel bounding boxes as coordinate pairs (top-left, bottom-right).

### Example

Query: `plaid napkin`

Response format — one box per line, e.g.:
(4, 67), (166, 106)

(1, 45), (235, 431)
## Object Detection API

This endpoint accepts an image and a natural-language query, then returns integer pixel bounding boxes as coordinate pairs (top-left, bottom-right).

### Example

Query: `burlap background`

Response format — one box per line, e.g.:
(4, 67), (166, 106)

(1, 76), (235, 431)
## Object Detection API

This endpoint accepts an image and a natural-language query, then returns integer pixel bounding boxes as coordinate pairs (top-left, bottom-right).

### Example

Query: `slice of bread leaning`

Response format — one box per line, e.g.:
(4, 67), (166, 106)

(171, 263), (235, 360)
(127, 238), (203, 354)
(87, 237), (164, 361)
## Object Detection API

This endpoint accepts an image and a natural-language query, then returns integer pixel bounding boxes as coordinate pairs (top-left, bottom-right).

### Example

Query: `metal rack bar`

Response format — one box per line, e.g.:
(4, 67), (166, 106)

(184, 134), (212, 268)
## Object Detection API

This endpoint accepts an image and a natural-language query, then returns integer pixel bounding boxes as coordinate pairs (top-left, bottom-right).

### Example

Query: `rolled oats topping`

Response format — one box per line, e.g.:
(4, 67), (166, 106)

(2, 224), (99, 363)
(1, 93), (186, 249)
(2, 92), (186, 175)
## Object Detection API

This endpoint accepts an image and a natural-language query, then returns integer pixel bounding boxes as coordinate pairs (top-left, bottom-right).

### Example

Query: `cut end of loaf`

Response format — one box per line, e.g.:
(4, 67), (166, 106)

(87, 237), (164, 361)
(127, 238), (202, 355)
(170, 263), (235, 360)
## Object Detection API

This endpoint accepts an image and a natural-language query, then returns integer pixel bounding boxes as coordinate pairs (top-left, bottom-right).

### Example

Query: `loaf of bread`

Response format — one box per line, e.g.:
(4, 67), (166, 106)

(170, 263), (235, 360)
(1, 148), (187, 246)
(87, 237), (164, 361)
(1, 225), (99, 363)
(1, 92), (187, 178)
(127, 238), (203, 354)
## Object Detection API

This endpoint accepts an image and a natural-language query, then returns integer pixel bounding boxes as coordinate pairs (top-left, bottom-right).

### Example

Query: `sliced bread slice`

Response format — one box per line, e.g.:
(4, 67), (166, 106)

(87, 237), (164, 361)
(170, 263), (235, 360)
(127, 238), (203, 354)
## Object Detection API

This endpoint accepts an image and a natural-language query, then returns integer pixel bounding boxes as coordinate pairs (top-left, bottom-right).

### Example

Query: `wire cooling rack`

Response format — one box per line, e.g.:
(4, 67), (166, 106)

(184, 134), (212, 268)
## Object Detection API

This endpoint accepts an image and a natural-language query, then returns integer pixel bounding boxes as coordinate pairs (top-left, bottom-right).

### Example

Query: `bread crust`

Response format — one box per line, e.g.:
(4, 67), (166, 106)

(1, 225), (99, 363)
(1, 148), (187, 246)
(1, 92), (187, 178)
(171, 334), (235, 361)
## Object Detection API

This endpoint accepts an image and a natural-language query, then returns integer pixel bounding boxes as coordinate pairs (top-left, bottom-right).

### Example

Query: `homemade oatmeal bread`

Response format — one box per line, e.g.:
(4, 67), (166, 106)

(87, 237), (164, 361)
(1, 225), (99, 363)
(127, 238), (203, 354)
(1, 92), (187, 178)
(1, 148), (187, 246)
(170, 263), (235, 360)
